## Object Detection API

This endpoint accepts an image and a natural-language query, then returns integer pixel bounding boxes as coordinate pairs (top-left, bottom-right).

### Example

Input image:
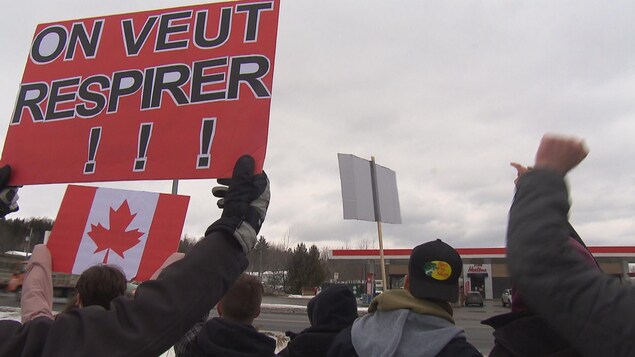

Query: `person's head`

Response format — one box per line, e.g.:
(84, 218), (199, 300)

(217, 274), (263, 325)
(407, 239), (462, 303)
(306, 284), (357, 329)
(73, 264), (127, 310)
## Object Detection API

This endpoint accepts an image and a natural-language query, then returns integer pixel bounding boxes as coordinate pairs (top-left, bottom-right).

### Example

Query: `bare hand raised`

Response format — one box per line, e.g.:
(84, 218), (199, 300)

(534, 134), (589, 176)
(510, 162), (531, 185)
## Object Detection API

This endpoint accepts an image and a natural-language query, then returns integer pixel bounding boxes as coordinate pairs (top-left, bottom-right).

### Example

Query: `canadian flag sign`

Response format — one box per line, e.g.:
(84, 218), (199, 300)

(47, 185), (189, 281)
(2, 0), (279, 185)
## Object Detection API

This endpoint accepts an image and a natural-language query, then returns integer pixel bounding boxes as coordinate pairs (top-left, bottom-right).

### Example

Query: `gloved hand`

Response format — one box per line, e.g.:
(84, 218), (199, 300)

(206, 155), (269, 254)
(0, 165), (19, 218)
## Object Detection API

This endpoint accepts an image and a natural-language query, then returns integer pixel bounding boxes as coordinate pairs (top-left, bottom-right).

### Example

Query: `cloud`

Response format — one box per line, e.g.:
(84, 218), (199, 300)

(2, 0), (635, 253)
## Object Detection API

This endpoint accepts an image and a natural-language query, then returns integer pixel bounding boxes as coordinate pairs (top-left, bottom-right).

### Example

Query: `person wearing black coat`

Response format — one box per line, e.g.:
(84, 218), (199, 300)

(277, 284), (358, 357)
(482, 161), (599, 357)
(507, 135), (635, 356)
(327, 240), (482, 357)
(0, 156), (271, 357)
(176, 274), (276, 357)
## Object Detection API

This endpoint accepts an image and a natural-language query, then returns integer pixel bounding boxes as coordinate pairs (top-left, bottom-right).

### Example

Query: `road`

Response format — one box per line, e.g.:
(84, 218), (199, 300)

(0, 292), (502, 354)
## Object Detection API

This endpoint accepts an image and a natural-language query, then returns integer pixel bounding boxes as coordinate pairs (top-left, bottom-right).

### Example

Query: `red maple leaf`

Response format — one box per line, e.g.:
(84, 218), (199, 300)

(87, 200), (144, 263)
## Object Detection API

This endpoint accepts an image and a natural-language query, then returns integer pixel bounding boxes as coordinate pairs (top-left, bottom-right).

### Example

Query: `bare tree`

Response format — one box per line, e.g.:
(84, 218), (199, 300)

(281, 229), (292, 251)
(177, 235), (199, 254)
(357, 238), (371, 249)
(320, 246), (330, 261)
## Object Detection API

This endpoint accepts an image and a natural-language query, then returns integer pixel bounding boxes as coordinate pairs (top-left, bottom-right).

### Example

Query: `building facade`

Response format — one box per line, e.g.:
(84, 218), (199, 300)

(329, 246), (635, 300)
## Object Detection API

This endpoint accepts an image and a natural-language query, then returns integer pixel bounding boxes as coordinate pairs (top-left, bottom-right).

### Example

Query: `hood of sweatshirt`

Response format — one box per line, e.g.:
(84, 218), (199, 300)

(351, 289), (465, 357)
(307, 284), (358, 330)
(279, 285), (358, 357)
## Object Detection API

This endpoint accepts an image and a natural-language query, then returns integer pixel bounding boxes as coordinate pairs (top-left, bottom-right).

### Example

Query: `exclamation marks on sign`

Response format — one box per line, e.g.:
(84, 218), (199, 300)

(84, 127), (102, 174)
(134, 123), (153, 172)
(197, 118), (216, 169)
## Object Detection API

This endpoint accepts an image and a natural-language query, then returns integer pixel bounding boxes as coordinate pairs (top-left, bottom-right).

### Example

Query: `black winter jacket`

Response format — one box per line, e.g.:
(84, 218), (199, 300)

(0, 233), (247, 357)
(278, 284), (357, 357)
(482, 310), (582, 357)
(508, 169), (635, 356)
(187, 317), (275, 357)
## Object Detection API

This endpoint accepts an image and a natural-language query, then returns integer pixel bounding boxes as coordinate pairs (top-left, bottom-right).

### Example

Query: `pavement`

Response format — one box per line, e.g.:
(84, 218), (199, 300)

(1, 291), (501, 355)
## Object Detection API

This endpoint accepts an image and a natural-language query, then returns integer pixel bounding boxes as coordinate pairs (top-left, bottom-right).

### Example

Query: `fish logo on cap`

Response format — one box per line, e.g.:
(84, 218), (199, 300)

(423, 261), (452, 281)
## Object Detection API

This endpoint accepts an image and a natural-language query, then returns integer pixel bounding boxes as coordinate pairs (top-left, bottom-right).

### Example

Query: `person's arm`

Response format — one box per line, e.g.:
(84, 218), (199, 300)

(0, 231), (246, 357)
(0, 231), (248, 357)
(150, 252), (185, 280)
(20, 244), (54, 323)
(507, 135), (635, 356)
(0, 155), (269, 357)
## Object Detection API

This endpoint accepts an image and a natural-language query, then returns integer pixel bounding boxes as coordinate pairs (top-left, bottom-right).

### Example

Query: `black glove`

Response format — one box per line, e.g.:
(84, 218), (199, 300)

(0, 165), (19, 218)
(206, 155), (269, 254)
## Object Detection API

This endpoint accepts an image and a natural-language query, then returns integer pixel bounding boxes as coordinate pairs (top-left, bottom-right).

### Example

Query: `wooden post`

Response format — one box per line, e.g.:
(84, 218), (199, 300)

(370, 156), (388, 291)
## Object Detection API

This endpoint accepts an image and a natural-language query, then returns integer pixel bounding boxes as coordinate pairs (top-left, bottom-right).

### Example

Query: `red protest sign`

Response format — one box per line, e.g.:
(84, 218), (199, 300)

(2, 0), (279, 185)
(47, 185), (189, 281)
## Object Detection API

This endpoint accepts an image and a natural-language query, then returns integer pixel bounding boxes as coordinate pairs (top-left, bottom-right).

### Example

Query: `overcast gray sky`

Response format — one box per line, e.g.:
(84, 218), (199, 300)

(2, 1), (634, 251)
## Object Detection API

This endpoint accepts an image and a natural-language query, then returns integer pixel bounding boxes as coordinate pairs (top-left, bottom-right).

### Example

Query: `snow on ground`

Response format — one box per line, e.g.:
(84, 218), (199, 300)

(0, 306), (20, 322)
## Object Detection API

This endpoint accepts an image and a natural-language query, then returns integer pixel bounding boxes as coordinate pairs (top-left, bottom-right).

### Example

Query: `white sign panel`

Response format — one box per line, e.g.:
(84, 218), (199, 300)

(338, 153), (401, 224)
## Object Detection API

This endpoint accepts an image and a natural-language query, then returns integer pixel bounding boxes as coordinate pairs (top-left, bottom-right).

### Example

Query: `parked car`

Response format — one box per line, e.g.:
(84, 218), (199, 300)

(465, 291), (484, 307)
(501, 288), (512, 307)
(125, 281), (139, 298)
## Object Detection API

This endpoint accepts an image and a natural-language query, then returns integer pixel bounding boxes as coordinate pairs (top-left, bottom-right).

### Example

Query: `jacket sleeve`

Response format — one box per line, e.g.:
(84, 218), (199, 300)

(150, 252), (185, 280)
(0, 232), (248, 357)
(507, 169), (635, 356)
(20, 244), (54, 323)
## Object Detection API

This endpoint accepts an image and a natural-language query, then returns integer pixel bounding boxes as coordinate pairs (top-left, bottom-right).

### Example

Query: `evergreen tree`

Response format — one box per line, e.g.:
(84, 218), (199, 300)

(0, 217), (54, 254)
(286, 243), (308, 293)
(307, 244), (326, 287)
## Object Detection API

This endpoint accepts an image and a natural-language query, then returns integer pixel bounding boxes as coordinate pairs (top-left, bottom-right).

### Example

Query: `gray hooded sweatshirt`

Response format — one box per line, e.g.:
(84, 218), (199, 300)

(351, 289), (466, 357)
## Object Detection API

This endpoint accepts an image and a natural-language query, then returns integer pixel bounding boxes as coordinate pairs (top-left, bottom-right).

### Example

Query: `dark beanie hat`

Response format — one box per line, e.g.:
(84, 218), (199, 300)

(408, 239), (462, 303)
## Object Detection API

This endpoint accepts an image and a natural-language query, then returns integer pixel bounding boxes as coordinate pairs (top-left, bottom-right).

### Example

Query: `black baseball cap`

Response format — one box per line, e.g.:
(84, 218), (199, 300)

(408, 239), (462, 303)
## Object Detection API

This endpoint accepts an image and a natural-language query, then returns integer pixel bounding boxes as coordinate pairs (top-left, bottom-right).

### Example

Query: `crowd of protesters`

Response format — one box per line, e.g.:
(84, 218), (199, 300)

(0, 155), (269, 356)
(1, 134), (634, 356)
